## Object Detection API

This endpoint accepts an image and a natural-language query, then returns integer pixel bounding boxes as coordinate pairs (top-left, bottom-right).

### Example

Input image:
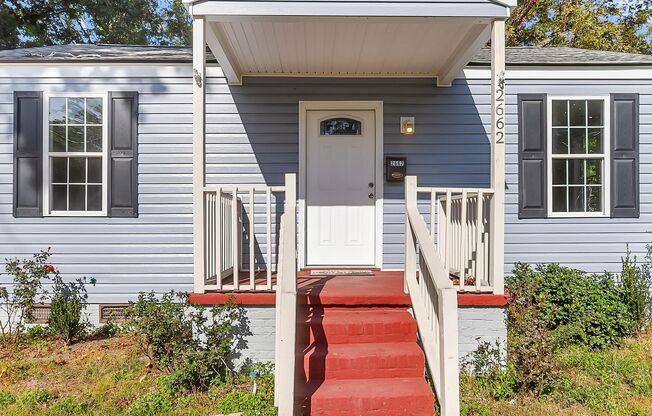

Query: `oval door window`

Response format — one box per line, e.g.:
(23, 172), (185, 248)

(320, 118), (362, 136)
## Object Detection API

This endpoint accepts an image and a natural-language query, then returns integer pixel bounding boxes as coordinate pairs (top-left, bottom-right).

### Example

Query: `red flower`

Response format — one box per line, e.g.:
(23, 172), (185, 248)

(45, 265), (55, 272)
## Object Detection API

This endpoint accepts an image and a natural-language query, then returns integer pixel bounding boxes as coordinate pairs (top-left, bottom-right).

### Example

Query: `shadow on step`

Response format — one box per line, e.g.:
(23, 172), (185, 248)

(295, 276), (333, 415)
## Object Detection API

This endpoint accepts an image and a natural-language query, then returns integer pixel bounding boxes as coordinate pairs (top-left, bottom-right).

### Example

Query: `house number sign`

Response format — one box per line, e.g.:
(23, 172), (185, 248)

(495, 70), (505, 144)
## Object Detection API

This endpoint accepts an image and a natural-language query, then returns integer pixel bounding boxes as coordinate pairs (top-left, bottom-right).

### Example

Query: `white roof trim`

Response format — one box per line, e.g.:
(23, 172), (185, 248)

(184, 0), (511, 18)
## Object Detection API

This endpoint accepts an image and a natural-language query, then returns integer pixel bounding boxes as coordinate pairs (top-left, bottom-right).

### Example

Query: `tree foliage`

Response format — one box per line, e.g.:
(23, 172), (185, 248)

(1, 0), (191, 50)
(508, 0), (652, 54)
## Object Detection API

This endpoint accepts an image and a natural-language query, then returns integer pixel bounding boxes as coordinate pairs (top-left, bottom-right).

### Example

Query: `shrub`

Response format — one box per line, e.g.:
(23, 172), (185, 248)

(48, 271), (95, 345)
(620, 247), (652, 333)
(91, 322), (124, 339)
(461, 340), (505, 378)
(0, 250), (52, 341)
(126, 291), (248, 393)
(510, 262), (631, 350)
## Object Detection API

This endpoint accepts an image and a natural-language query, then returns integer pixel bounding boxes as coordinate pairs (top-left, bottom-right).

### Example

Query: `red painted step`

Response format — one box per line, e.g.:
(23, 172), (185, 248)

(305, 308), (417, 344)
(305, 377), (435, 416)
(303, 341), (425, 380)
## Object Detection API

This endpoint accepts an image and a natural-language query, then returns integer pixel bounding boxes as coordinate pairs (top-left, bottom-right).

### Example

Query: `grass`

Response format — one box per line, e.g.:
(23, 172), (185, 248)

(0, 333), (270, 416)
(460, 332), (652, 416)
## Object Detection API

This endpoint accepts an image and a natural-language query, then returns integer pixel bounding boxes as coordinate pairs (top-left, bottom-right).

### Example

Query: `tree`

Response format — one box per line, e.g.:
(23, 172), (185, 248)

(0, 0), (191, 50)
(507, 0), (652, 54)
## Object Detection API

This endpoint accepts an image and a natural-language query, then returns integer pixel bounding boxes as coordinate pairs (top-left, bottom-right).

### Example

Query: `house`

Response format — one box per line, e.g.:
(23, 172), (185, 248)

(0, 0), (650, 414)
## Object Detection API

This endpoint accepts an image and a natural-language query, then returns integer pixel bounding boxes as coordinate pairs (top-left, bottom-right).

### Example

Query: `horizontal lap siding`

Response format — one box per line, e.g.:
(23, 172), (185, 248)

(0, 67), (197, 302)
(504, 79), (652, 274)
(216, 77), (492, 270)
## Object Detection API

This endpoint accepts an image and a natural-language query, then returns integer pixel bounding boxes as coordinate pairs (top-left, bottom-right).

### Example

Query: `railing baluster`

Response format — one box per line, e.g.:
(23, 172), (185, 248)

(216, 188), (222, 290)
(475, 191), (484, 291)
(445, 191), (451, 278)
(266, 187), (272, 290)
(430, 189), (436, 243)
(232, 187), (239, 290)
(459, 190), (467, 291)
(249, 188), (255, 290)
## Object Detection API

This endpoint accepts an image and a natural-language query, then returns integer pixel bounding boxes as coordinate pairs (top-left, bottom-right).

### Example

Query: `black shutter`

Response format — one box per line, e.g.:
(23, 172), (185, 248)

(611, 94), (639, 218)
(13, 92), (43, 218)
(518, 94), (547, 219)
(108, 91), (138, 217)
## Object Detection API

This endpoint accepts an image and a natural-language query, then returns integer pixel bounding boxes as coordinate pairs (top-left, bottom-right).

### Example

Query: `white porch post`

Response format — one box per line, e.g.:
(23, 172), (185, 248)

(193, 17), (206, 294)
(489, 20), (506, 295)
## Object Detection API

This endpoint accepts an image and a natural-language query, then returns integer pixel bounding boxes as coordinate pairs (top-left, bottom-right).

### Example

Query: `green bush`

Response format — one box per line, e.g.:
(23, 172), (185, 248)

(91, 322), (124, 339)
(48, 272), (95, 345)
(620, 247), (652, 333)
(510, 262), (631, 349)
(0, 250), (51, 342)
(126, 291), (248, 393)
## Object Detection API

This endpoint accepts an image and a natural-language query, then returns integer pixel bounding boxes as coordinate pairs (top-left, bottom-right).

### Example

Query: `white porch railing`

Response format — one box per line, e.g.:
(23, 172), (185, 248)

(417, 186), (496, 293)
(200, 179), (290, 292)
(274, 173), (297, 415)
(405, 176), (460, 416)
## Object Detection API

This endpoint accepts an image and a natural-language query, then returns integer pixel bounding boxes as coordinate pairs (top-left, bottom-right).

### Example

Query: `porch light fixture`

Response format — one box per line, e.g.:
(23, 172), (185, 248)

(400, 117), (415, 135)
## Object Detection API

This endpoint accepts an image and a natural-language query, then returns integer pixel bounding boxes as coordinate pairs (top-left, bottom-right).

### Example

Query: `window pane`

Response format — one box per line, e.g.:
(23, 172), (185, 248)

(86, 126), (102, 152)
(320, 118), (362, 135)
(69, 185), (85, 211)
(552, 187), (567, 212)
(68, 126), (84, 152)
(568, 186), (585, 212)
(86, 98), (102, 125)
(87, 185), (102, 211)
(50, 125), (66, 152)
(69, 157), (86, 183)
(67, 98), (85, 124)
(49, 98), (66, 124)
(587, 100), (603, 126)
(588, 128), (603, 154)
(51, 157), (67, 183)
(52, 185), (67, 211)
(570, 128), (586, 153)
(587, 186), (602, 212)
(88, 158), (102, 183)
(567, 159), (584, 185)
(552, 128), (569, 154)
(552, 100), (568, 126)
(570, 100), (586, 126)
(586, 159), (602, 185)
(552, 159), (566, 185)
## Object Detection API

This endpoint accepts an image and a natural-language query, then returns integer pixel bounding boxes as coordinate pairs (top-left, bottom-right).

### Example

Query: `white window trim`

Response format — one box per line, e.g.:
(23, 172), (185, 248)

(42, 92), (109, 217)
(546, 95), (611, 218)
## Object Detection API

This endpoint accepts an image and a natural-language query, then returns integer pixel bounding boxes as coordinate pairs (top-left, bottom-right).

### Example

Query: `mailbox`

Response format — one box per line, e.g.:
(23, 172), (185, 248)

(386, 156), (407, 182)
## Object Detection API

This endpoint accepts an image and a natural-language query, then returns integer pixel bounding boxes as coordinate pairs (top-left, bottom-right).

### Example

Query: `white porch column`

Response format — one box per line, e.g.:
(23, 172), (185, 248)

(490, 19), (506, 295)
(193, 17), (206, 294)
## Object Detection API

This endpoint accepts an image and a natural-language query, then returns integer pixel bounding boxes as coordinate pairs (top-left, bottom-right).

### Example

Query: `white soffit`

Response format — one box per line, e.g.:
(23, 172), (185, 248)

(206, 17), (492, 83)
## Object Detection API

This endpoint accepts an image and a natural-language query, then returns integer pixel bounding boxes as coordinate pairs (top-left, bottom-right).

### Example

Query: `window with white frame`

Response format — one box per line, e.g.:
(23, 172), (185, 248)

(46, 96), (106, 215)
(549, 98), (609, 215)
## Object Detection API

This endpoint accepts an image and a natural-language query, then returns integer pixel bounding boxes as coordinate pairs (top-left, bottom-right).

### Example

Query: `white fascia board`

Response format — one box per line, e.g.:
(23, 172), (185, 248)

(490, 0), (517, 8)
(190, 2), (511, 18)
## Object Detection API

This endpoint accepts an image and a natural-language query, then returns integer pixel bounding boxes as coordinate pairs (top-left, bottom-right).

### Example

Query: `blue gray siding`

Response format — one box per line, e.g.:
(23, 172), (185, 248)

(0, 65), (649, 305)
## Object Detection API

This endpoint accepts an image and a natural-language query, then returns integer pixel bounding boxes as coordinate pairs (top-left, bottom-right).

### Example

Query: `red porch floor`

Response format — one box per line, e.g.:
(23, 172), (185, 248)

(189, 269), (507, 307)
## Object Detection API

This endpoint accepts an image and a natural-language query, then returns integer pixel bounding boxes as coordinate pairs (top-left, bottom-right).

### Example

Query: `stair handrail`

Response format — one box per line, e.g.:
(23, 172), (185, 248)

(404, 175), (460, 416)
(274, 173), (298, 415)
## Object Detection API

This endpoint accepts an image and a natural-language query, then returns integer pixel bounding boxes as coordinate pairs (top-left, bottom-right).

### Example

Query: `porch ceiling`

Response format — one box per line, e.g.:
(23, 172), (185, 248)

(205, 17), (493, 86)
(186, 1), (514, 85)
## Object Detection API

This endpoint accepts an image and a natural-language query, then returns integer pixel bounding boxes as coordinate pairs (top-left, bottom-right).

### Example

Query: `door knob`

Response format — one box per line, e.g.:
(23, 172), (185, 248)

(368, 182), (374, 188)
(368, 192), (375, 199)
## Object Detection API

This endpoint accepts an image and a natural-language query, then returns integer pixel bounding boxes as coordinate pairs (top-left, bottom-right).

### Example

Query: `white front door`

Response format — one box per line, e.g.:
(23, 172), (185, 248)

(306, 110), (376, 266)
